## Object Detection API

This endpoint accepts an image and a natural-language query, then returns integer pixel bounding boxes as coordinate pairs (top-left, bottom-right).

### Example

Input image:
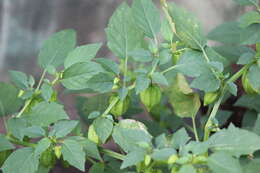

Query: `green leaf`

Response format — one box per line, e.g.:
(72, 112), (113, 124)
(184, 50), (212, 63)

(240, 24), (260, 45)
(151, 72), (168, 86)
(132, 0), (161, 38)
(61, 139), (86, 171)
(120, 149), (145, 169)
(191, 72), (220, 92)
(237, 52), (255, 65)
(227, 82), (238, 96)
(40, 83), (53, 102)
(93, 117), (113, 144)
(207, 22), (242, 44)
(34, 138), (51, 156)
(243, 159), (260, 173)
(89, 163), (105, 173)
(247, 64), (260, 89)
(161, 19), (173, 42)
(49, 120), (78, 138)
(61, 62), (105, 90)
(106, 2), (143, 59)
(0, 134), (15, 152)
(135, 75), (151, 94)
(112, 124), (152, 152)
(22, 126), (46, 138)
(129, 49), (153, 62)
(86, 73), (114, 93)
(169, 74), (201, 118)
(185, 141), (209, 155)
(179, 165), (197, 173)
(95, 58), (120, 75)
(38, 29), (76, 69)
(239, 11), (260, 28)
(151, 148), (176, 161)
(81, 139), (102, 161)
(0, 82), (23, 117)
(253, 114), (260, 135)
(205, 47), (228, 67)
(171, 128), (190, 149)
(7, 118), (27, 140)
(209, 124), (260, 157)
(208, 152), (242, 173)
(25, 102), (69, 127)
(64, 43), (102, 68)
(9, 70), (29, 90)
(235, 95), (260, 112)
(168, 2), (207, 49)
(232, 0), (257, 6)
(1, 147), (39, 173)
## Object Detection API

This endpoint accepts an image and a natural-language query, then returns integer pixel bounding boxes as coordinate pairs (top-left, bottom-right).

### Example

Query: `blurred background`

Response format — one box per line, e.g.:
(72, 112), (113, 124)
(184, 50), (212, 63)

(0, 0), (250, 172)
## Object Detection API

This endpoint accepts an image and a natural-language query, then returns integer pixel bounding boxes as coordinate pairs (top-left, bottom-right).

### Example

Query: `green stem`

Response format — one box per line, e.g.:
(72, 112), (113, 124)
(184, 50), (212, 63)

(192, 116), (199, 142)
(101, 149), (125, 161)
(35, 70), (47, 91)
(161, 65), (178, 74)
(203, 64), (251, 141)
(6, 135), (36, 148)
(101, 97), (119, 117)
(16, 99), (32, 118)
(160, 0), (177, 35)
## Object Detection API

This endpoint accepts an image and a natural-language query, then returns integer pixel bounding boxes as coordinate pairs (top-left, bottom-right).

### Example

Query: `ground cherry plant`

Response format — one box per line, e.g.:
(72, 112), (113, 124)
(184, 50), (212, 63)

(1, 0), (260, 172)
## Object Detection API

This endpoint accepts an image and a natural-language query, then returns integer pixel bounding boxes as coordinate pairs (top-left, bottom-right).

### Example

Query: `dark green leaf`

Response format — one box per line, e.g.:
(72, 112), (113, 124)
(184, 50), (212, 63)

(132, 0), (161, 38)
(7, 118), (27, 140)
(93, 117), (113, 144)
(151, 72), (168, 86)
(151, 148), (176, 161)
(239, 11), (260, 28)
(40, 83), (53, 102)
(129, 49), (153, 62)
(9, 70), (29, 89)
(86, 73), (114, 93)
(34, 138), (51, 156)
(235, 95), (260, 112)
(120, 149), (145, 169)
(179, 165), (196, 173)
(0, 134), (15, 152)
(171, 128), (190, 149)
(64, 43), (102, 68)
(135, 75), (151, 94)
(38, 29), (76, 69)
(89, 163), (105, 173)
(22, 126), (46, 138)
(95, 58), (120, 75)
(49, 120), (78, 138)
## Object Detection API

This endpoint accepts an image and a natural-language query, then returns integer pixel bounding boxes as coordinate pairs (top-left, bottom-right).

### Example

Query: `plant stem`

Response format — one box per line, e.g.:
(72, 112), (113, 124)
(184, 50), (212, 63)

(203, 64), (251, 141)
(6, 135), (36, 148)
(192, 116), (199, 141)
(16, 99), (32, 118)
(101, 97), (119, 117)
(101, 149), (125, 161)
(161, 65), (178, 74)
(35, 70), (47, 91)
(160, 0), (177, 35)
(123, 57), (128, 88)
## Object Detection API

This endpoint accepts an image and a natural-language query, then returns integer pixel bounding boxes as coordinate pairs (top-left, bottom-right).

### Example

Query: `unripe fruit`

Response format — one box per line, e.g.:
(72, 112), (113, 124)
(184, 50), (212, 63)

(140, 85), (161, 112)
(109, 95), (130, 117)
(40, 148), (56, 168)
(242, 71), (259, 94)
(144, 155), (151, 166)
(88, 124), (100, 144)
(172, 54), (180, 65)
(203, 91), (219, 106)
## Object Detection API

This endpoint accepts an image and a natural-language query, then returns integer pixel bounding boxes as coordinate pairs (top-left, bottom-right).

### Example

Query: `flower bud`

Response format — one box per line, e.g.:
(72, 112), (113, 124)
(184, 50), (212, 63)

(140, 85), (161, 112)
(242, 70), (259, 94)
(168, 154), (179, 164)
(54, 146), (62, 159)
(203, 91), (219, 106)
(144, 155), (151, 166)
(40, 148), (56, 168)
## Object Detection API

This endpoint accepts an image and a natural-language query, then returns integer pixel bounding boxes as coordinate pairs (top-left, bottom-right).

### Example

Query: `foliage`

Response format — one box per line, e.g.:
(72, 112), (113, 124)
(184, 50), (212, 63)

(1, 0), (260, 172)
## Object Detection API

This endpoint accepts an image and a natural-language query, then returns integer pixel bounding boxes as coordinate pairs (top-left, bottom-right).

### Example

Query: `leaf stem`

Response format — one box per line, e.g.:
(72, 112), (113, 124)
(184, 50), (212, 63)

(101, 149), (125, 161)
(192, 116), (199, 141)
(101, 97), (119, 117)
(6, 135), (36, 148)
(161, 65), (178, 74)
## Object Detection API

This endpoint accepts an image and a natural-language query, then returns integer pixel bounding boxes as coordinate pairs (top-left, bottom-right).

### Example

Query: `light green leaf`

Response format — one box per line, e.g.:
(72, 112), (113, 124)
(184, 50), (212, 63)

(169, 74), (201, 118)
(40, 83), (53, 102)
(93, 117), (113, 144)
(208, 152), (242, 173)
(135, 75), (151, 94)
(243, 158), (260, 173)
(161, 19), (173, 42)
(22, 126), (46, 138)
(61, 62), (105, 90)
(0, 82), (23, 117)
(191, 72), (220, 92)
(38, 29), (76, 69)
(7, 118), (27, 140)
(1, 147), (39, 173)
(26, 102), (69, 127)
(168, 2), (207, 49)
(86, 73), (114, 93)
(171, 128), (190, 149)
(152, 72), (168, 86)
(106, 2), (143, 59)
(209, 124), (260, 157)
(179, 165), (197, 173)
(0, 134), (15, 152)
(132, 0), (161, 38)
(61, 139), (86, 171)
(64, 43), (102, 68)
(81, 139), (102, 161)
(49, 120), (78, 138)
(120, 149), (145, 169)
(239, 11), (260, 28)
(247, 64), (260, 89)
(9, 70), (29, 90)
(237, 52), (255, 65)
(95, 58), (120, 75)
(205, 47), (228, 67)
(34, 138), (51, 156)
(240, 24), (260, 45)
